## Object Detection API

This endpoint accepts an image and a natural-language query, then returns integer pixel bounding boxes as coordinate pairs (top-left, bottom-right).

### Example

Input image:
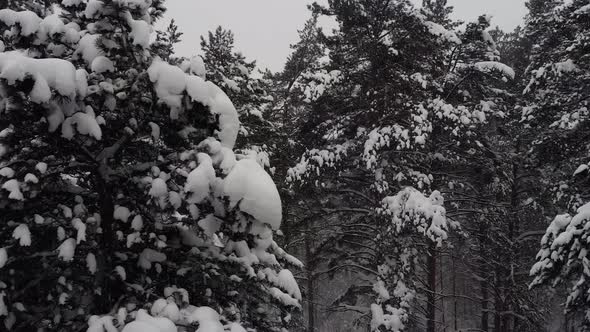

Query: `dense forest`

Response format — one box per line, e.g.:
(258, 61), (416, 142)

(0, 0), (589, 331)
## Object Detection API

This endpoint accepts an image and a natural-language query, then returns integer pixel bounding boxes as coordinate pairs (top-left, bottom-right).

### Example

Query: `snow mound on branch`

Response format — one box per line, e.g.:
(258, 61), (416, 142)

(148, 60), (186, 109)
(198, 214), (222, 238)
(0, 248), (7, 268)
(553, 59), (577, 75)
(35, 162), (48, 174)
(138, 249), (166, 269)
(24, 173), (38, 183)
(188, 56), (206, 78)
(2, 179), (23, 200)
(37, 14), (66, 42)
(546, 203), (590, 248)
(116, 0), (152, 11)
(72, 218), (86, 244)
(87, 315), (119, 332)
(62, 111), (102, 140)
(131, 215), (143, 231)
(381, 188), (448, 246)
(114, 206), (131, 222)
(574, 163), (589, 176)
(0, 52), (78, 102)
(424, 21), (461, 44)
(149, 178), (168, 198)
(0, 168), (14, 178)
(149, 122), (160, 140)
(150, 299), (180, 323)
(123, 11), (152, 48)
(130, 309), (176, 332)
(298, 69), (342, 103)
(185, 76), (239, 147)
(120, 319), (171, 332)
(86, 253), (97, 274)
(148, 59), (239, 148)
(371, 304), (404, 332)
(265, 269), (301, 301)
(62, 0), (84, 6)
(373, 280), (390, 300)
(91, 56), (115, 73)
(575, 4), (590, 15)
(0, 9), (42, 36)
(74, 33), (101, 65)
(186, 306), (224, 331)
(184, 153), (215, 204)
(269, 287), (300, 307)
(12, 224), (31, 246)
(84, 0), (104, 18)
(474, 61), (515, 79)
(224, 159), (282, 229)
(58, 238), (76, 261)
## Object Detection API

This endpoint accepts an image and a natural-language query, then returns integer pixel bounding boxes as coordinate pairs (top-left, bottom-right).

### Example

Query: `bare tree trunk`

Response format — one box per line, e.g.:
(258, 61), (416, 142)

(427, 242), (437, 332)
(452, 257), (458, 331)
(307, 272), (315, 332)
(95, 171), (116, 313)
(481, 276), (489, 332)
(305, 221), (315, 332)
(493, 280), (502, 332)
(439, 252), (446, 332)
(507, 162), (521, 332)
(479, 223), (489, 332)
(463, 277), (467, 324)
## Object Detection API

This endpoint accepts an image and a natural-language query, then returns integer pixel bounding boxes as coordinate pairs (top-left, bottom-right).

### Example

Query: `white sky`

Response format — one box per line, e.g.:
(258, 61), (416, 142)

(161, 0), (527, 72)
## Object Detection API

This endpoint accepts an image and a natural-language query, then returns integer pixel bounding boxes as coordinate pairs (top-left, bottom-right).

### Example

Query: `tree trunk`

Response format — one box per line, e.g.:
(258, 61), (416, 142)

(96, 170), (116, 313)
(452, 254), (458, 331)
(493, 280), (502, 332)
(506, 162), (521, 332)
(427, 242), (437, 332)
(305, 220), (315, 332)
(307, 272), (315, 332)
(439, 253), (446, 332)
(479, 222), (489, 332)
(481, 276), (489, 332)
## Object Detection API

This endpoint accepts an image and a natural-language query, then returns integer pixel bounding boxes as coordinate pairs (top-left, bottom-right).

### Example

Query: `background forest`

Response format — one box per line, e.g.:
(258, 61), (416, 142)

(0, 0), (589, 332)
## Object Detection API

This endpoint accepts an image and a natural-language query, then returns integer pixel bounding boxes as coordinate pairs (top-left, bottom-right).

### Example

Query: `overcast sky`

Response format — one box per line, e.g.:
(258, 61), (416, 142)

(161, 0), (527, 72)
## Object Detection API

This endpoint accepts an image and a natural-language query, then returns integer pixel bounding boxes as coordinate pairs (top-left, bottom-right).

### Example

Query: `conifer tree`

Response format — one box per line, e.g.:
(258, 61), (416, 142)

(0, 1), (301, 331)
(528, 0), (590, 328)
(199, 26), (275, 161)
(284, 0), (517, 330)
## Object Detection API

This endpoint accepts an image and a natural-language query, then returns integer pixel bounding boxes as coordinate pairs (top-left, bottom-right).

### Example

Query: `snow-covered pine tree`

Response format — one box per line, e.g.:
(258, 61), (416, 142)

(528, 0), (590, 327)
(442, 16), (551, 331)
(151, 18), (183, 65)
(0, 0), (54, 15)
(199, 26), (275, 156)
(284, 0), (516, 330)
(0, 1), (302, 331)
(260, 14), (331, 330)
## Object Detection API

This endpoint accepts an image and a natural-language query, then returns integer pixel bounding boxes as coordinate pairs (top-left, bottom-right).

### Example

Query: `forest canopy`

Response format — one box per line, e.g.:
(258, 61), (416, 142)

(0, 0), (589, 332)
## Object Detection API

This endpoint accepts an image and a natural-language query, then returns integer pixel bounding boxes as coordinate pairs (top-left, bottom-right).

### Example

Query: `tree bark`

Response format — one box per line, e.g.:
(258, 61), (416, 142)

(493, 278), (502, 332)
(452, 254), (458, 331)
(481, 276), (489, 332)
(427, 242), (437, 332)
(480, 232), (489, 332)
(95, 169), (116, 313)
(439, 252), (446, 332)
(507, 162), (521, 332)
(305, 220), (315, 332)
